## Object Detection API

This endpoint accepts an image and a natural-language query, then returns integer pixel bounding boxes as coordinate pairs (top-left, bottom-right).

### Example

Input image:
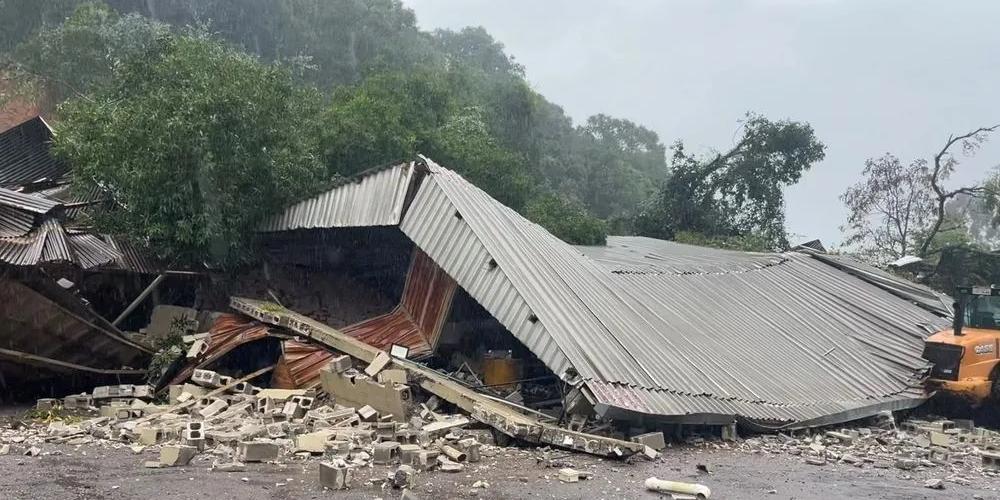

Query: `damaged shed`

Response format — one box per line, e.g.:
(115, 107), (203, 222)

(255, 156), (951, 431)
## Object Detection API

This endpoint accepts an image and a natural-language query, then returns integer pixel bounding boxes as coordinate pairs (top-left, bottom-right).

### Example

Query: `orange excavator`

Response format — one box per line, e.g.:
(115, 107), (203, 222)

(923, 286), (1000, 405)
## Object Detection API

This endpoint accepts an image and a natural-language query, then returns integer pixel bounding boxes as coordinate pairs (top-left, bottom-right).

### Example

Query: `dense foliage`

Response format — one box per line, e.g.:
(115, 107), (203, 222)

(54, 33), (324, 266)
(634, 114), (825, 251)
(2, 1), (826, 264)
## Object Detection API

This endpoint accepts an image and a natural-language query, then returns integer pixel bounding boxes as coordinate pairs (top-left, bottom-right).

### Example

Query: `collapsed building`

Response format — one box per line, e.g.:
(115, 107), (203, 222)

(247, 157), (951, 432)
(0, 114), (954, 447)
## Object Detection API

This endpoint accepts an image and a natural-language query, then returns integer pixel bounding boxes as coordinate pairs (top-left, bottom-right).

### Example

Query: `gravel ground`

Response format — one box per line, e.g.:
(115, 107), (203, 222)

(0, 438), (997, 500)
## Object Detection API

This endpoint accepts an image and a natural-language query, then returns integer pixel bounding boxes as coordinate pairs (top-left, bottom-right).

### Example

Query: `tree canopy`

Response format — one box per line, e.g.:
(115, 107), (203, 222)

(54, 32), (324, 266)
(634, 114), (826, 250)
(2, 1), (825, 263)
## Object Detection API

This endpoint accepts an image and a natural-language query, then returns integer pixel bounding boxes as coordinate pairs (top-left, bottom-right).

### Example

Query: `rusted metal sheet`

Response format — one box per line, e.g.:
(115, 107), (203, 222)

(341, 249), (456, 356)
(168, 314), (270, 385)
(272, 339), (334, 389)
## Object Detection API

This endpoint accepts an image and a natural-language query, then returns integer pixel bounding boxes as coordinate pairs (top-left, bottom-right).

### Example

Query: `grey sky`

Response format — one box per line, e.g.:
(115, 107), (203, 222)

(403, 0), (1000, 246)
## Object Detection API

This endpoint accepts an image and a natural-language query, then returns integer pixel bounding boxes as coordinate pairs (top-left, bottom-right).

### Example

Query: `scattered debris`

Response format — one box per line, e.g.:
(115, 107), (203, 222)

(645, 477), (712, 498)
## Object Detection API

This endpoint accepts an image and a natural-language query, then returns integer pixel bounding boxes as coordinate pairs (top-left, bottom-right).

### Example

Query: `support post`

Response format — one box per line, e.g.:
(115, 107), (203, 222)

(112, 273), (167, 327)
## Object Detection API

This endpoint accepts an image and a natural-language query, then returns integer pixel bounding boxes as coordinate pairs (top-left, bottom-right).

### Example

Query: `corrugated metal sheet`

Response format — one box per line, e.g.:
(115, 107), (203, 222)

(0, 116), (67, 188)
(0, 278), (149, 376)
(399, 157), (947, 427)
(272, 339), (334, 389)
(577, 236), (786, 275)
(0, 204), (35, 237)
(0, 217), (120, 269)
(103, 235), (162, 274)
(0, 186), (60, 214)
(341, 249), (457, 356)
(168, 314), (271, 386)
(261, 162), (416, 231)
(804, 250), (953, 316)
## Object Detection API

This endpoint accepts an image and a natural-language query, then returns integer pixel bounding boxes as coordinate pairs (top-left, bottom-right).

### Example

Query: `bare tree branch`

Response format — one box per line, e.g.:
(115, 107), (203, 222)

(918, 124), (1000, 257)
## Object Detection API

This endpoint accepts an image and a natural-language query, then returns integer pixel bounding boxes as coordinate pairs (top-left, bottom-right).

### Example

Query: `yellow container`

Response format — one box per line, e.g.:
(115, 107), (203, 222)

(483, 357), (521, 390)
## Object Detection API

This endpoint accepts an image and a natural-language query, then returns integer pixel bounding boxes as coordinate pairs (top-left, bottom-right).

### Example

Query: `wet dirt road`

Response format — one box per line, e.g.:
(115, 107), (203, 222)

(0, 440), (996, 500)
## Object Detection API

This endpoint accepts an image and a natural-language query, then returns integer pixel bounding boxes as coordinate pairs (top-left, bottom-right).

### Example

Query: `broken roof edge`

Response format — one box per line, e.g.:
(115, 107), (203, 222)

(796, 248), (953, 317)
(259, 160), (422, 232)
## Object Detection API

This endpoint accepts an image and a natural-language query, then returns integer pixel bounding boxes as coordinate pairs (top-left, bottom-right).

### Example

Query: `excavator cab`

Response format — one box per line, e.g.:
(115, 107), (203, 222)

(923, 286), (1000, 405)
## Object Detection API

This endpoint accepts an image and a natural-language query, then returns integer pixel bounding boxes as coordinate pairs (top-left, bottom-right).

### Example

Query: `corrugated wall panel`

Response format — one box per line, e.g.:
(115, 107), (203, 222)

(261, 162), (415, 231)
(400, 177), (573, 377)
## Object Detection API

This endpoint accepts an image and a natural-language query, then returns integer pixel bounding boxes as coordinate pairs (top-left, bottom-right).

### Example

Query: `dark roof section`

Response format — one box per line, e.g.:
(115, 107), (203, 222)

(0, 116), (68, 188)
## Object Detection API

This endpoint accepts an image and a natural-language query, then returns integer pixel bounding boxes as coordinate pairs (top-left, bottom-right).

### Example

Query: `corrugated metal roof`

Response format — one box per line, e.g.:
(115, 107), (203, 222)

(399, 157), (947, 428)
(0, 186), (60, 214)
(103, 235), (162, 274)
(0, 116), (68, 188)
(0, 204), (35, 237)
(577, 235), (786, 274)
(0, 217), (120, 269)
(260, 162), (416, 232)
(260, 155), (949, 427)
(803, 250), (953, 316)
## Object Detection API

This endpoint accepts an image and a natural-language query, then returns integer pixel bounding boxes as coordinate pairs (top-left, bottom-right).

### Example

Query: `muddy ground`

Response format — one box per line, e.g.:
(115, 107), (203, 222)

(0, 437), (997, 500)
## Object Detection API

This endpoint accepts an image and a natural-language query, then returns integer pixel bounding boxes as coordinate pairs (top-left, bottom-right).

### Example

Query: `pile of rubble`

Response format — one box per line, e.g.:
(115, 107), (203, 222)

(729, 413), (1000, 489)
(11, 364), (512, 493)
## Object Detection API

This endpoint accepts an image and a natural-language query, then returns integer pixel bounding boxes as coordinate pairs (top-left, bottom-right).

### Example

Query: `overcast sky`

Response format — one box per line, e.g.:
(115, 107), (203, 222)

(403, 0), (1000, 246)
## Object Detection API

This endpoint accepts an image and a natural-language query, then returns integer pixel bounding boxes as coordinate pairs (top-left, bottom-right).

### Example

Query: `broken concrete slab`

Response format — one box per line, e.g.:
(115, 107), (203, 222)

(159, 445), (198, 466)
(630, 431), (666, 451)
(364, 351), (392, 377)
(319, 368), (410, 422)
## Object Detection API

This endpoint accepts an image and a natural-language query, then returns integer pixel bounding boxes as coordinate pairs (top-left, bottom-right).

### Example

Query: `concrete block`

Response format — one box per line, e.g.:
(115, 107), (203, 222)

(62, 394), (92, 409)
(373, 441), (401, 465)
(329, 355), (352, 373)
(929, 431), (953, 447)
(364, 351), (392, 377)
(319, 461), (353, 490)
(198, 399), (229, 419)
(35, 398), (57, 411)
(399, 444), (422, 465)
(983, 451), (1000, 472)
(186, 339), (208, 359)
(436, 455), (464, 472)
(630, 431), (666, 451)
(458, 438), (481, 462)
(182, 429), (206, 447)
(138, 427), (164, 445)
(357, 405), (378, 421)
(192, 369), (222, 388)
(325, 440), (351, 459)
(377, 369), (408, 386)
(238, 441), (280, 462)
(159, 445), (198, 466)
(281, 401), (303, 419)
(441, 445), (466, 462)
(413, 450), (439, 471)
(296, 430), (336, 454)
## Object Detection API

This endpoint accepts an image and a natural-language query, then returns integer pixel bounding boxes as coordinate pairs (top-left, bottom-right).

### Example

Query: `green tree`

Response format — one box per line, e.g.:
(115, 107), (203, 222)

(54, 33), (324, 266)
(12, 2), (169, 100)
(635, 113), (825, 250)
(525, 194), (606, 246)
(426, 106), (532, 211)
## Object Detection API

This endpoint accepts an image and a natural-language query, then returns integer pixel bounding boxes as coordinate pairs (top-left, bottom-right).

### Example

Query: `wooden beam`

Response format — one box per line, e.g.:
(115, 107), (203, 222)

(0, 347), (148, 375)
